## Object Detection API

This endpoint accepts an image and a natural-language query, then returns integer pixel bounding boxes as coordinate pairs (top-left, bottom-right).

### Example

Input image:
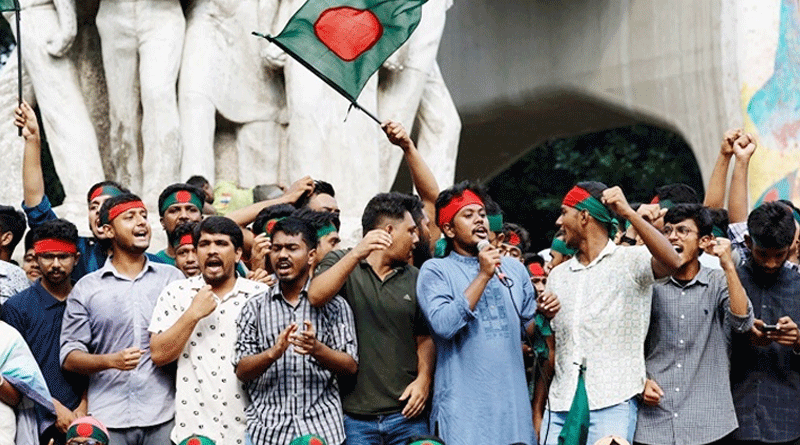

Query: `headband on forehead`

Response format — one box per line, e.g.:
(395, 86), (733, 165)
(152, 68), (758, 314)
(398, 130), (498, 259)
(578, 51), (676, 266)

(437, 189), (484, 228)
(179, 435), (216, 445)
(34, 239), (77, 254)
(487, 213), (503, 232)
(505, 231), (521, 247)
(528, 262), (545, 276)
(102, 200), (146, 225)
(289, 435), (327, 445)
(562, 185), (619, 238)
(172, 233), (194, 249)
(264, 217), (286, 235)
(89, 185), (123, 202)
(160, 190), (204, 215)
(66, 419), (109, 445)
(551, 237), (576, 256)
(317, 223), (337, 239)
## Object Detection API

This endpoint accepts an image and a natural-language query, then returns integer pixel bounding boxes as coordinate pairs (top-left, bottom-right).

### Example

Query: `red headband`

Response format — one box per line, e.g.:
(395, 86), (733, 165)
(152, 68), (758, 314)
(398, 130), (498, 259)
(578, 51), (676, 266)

(562, 186), (592, 207)
(178, 234), (193, 246)
(107, 201), (146, 223)
(528, 263), (545, 276)
(437, 190), (484, 227)
(507, 231), (521, 246)
(33, 239), (77, 254)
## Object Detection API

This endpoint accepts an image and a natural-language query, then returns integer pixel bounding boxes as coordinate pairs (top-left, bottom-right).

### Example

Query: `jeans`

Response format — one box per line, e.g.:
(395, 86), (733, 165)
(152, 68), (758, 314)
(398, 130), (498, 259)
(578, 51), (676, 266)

(541, 398), (638, 445)
(107, 419), (174, 445)
(344, 412), (429, 445)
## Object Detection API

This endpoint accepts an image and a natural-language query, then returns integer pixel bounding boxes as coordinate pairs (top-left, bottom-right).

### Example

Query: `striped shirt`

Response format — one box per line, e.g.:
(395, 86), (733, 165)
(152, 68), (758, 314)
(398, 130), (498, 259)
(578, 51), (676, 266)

(634, 267), (754, 445)
(234, 282), (357, 445)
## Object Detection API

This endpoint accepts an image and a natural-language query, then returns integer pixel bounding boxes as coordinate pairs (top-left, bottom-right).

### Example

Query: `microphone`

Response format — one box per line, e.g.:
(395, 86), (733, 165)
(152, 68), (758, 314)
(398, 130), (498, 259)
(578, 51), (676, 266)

(477, 240), (512, 287)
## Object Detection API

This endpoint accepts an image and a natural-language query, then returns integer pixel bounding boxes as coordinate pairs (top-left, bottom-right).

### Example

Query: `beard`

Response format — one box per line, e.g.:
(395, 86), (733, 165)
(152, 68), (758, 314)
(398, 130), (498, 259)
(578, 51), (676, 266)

(412, 233), (432, 268)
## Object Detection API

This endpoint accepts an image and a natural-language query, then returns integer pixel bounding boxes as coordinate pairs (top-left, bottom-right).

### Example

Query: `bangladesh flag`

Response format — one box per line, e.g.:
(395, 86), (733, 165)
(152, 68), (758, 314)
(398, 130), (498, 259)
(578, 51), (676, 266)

(558, 362), (589, 445)
(262, 0), (426, 103)
(754, 170), (796, 208)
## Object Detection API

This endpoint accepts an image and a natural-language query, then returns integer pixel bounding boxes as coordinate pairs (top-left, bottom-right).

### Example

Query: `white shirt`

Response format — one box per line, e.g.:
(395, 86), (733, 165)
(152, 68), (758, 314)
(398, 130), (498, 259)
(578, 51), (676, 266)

(546, 241), (656, 411)
(149, 275), (268, 445)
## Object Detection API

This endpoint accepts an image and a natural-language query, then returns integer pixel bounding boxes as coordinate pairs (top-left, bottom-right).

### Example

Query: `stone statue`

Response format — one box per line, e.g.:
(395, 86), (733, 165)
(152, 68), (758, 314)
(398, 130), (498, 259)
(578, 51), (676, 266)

(377, 0), (460, 191)
(178, 0), (285, 188)
(95, 0), (184, 203)
(2, 0), (104, 214)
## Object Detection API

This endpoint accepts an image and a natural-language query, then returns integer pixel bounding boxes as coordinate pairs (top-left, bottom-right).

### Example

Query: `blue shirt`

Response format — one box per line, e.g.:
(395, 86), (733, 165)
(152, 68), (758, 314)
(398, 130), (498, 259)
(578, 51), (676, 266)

(60, 257), (184, 429)
(22, 195), (166, 281)
(417, 252), (538, 445)
(1, 280), (88, 424)
(731, 259), (800, 442)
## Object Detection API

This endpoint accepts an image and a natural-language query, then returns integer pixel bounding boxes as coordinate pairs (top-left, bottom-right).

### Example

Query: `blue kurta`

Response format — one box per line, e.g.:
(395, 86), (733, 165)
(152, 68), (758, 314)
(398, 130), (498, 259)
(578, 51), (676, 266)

(417, 251), (538, 445)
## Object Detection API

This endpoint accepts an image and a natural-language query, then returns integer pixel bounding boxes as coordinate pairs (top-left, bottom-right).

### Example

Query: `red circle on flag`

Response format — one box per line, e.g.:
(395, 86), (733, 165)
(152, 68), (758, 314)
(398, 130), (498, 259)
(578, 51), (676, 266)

(187, 439), (201, 445)
(314, 7), (384, 61)
(309, 439), (324, 445)
(176, 190), (192, 203)
(764, 189), (779, 203)
(76, 424), (93, 437)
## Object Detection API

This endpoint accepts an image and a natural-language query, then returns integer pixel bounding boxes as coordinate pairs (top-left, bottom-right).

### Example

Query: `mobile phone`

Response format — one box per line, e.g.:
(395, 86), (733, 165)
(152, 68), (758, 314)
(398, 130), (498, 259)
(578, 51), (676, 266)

(761, 324), (780, 332)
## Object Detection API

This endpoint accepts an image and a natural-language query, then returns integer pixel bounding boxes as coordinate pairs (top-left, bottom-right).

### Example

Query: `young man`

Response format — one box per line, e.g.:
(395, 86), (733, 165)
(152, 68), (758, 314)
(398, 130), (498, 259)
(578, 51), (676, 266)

(235, 217), (357, 445)
(416, 181), (559, 445)
(291, 208), (342, 266)
(150, 216), (268, 445)
(540, 182), (681, 445)
(60, 194), (184, 445)
(308, 192), (433, 444)
(155, 184), (205, 265)
(170, 222), (200, 277)
(730, 202), (800, 445)
(2, 219), (89, 445)
(0, 206), (29, 305)
(22, 230), (42, 281)
(634, 204), (753, 445)
(500, 222), (530, 262)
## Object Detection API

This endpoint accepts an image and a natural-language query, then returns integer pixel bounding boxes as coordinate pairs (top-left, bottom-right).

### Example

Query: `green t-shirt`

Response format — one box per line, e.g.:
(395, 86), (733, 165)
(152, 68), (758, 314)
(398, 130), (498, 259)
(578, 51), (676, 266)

(316, 249), (429, 415)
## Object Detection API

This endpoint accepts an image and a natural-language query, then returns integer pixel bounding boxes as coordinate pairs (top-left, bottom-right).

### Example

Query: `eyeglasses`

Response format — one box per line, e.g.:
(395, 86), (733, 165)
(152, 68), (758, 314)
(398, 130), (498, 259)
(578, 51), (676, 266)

(660, 225), (697, 238)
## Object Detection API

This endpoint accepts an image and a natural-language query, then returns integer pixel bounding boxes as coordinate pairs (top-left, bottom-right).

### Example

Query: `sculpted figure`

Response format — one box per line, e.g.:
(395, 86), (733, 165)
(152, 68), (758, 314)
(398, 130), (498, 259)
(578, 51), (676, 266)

(378, 0), (460, 191)
(2, 0), (104, 212)
(178, 0), (285, 188)
(95, 0), (184, 202)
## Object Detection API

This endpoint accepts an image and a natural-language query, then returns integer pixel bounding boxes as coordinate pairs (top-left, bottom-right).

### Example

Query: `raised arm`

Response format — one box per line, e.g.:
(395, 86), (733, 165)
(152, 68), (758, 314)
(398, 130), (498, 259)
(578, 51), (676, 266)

(16, 101), (45, 207)
(727, 134), (756, 223)
(704, 128), (739, 208)
(226, 176), (313, 227)
(150, 286), (218, 366)
(707, 238), (750, 319)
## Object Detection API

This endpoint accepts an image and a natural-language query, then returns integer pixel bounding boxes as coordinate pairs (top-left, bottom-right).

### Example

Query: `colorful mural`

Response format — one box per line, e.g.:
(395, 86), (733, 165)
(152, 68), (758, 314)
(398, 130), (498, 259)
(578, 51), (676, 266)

(745, 0), (800, 207)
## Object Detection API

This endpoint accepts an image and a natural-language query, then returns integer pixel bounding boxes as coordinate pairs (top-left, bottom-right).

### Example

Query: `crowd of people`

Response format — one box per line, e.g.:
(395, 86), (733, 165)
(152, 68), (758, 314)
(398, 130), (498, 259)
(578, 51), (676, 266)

(0, 98), (798, 445)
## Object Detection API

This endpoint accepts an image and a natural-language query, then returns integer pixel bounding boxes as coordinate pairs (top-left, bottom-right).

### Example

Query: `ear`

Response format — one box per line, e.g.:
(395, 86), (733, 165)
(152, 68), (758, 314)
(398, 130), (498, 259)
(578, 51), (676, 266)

(493, 232), (505, 247)
(103, 223), (115, 239)
(160, 216), (166, 230)
(385, 223), (395, 235)
(307, 247), (317, 266)
(698, 235), (713, 250)
(441, 222), (456, 240)
(235, 246), (243, 263)
(578, 209), (590, 226)
(0, 231), (12, 248)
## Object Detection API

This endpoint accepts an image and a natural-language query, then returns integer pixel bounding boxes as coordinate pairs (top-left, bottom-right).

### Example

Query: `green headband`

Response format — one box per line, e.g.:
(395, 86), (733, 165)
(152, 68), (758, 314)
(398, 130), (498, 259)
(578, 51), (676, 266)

(289, 435), (327, 445)
(487, 213), (503, 233)
(711, 226), (727, 239)
(317, 223), (337, 239)
(178, 435), (216, 445)
(551, 238), (576, 256)
(66, 423), (109, 444)
(573, 196), (619, 238)
(160, 190), (203, 215)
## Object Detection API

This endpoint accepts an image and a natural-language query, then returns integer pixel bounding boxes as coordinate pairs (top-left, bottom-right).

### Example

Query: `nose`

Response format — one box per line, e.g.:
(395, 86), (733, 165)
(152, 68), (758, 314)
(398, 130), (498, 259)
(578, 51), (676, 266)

(555, 215), (563, 227)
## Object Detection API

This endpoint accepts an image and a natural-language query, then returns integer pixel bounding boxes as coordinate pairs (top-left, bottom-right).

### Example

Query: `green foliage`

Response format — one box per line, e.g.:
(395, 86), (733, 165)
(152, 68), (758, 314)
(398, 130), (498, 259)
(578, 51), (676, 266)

(488, 124), (703, 252)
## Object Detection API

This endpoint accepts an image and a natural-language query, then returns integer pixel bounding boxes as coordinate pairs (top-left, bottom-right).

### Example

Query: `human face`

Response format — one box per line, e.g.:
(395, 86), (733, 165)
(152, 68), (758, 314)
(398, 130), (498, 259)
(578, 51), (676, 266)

(555, 205), (582, 248)
(661, 219), (707, 268)
(269, 231), (314, 285)
(531, 275), (546, 296)
(197, 232), (241, 287)
(386, 212), (419, 263)
(37, 250), (77, 286)
(88, 195), (111, 239)
(443, 203), (488, 252)
(161, 203), (202, 234)
(22, 248), (41, 281)
(500, 243), (523, 261)
(316, 231), (341, 264)
(307, 193), (340, 214)
(202, 183), (214, 204)
(746, 236), (790, 277)
(175, 243), (200, 277)
(106, 207), (150, 253)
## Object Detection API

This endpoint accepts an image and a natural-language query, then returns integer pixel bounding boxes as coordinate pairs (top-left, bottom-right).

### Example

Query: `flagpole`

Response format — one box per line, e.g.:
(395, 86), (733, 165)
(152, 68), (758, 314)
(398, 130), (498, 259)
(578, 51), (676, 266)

(252, 32), (382, 126)
(15, 0), (21, 136)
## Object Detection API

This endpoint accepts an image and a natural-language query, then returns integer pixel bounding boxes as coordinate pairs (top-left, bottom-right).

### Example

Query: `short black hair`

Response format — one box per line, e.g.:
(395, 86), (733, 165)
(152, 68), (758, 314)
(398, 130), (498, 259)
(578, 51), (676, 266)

(86, 181), (129, 203)
(194, 216), (243, 250)
(24, 229), (35, 252)
(435, 181), (492, 234)
(253, 204), (297, 236)
(296, 180), (337, 208)
(272, 216), (317, 249)
(664, 204), (713, 237)
(186, 175), (209, 189)
(502, 222), (531, 252)
(362, 192), (416, 236)
(99, 193), (145, 226)
(158, 183), (206, 216)
(31, 218), (79, 246)
(292, 207), (341, 233)
(523, 253), (545, 267)
(169, 221), (199, 248)
(407, 195), (425, 225)
(654, 183), (700, 205)
(0, 205), (27, 253)
(748, 202), (796, 248)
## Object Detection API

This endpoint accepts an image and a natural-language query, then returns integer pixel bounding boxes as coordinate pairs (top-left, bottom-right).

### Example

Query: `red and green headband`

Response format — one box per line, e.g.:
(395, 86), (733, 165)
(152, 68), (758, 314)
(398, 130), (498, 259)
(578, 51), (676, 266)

(505, 231), (522, 247)
(562, 186), (618, 237)
(172, 233), (195, 249)
(528, 262), (545, 277)
(179, 435), (216, 445)
(289, 435), (327, 445)
(264, 217), (286, 236)
(160, 190), (203, 215)
(89, 185), (123, 202)
(33, 238), (77, 254)
(101, 200), (146, 226)
(437, 189), (484, 228)
(66, 421), (109, 444)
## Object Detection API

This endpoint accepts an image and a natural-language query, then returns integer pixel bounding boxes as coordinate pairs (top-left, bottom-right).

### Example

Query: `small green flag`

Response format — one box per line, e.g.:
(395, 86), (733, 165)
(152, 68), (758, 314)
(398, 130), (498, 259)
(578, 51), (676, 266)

(265, 0), (426, 103)
(0, 0), (18, 11)
(558, 362), (590, 445)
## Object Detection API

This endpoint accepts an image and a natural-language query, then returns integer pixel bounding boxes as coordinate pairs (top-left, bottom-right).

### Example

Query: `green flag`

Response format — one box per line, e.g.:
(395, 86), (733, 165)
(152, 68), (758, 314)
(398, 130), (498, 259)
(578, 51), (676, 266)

(262, 0), (426, 104)
(558, 362), (590, 445)
(0, 0), (17, 11)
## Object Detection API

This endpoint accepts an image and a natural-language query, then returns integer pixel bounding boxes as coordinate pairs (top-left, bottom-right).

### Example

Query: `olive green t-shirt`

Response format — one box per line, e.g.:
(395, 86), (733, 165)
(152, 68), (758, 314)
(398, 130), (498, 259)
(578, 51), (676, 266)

(316, 249), (429, 415)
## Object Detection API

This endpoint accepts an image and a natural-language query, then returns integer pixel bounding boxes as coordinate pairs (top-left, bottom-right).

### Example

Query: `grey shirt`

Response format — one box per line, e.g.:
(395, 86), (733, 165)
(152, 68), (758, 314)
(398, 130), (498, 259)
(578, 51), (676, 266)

(634, 266), (754, 445)
(60, 257), (184, 429)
